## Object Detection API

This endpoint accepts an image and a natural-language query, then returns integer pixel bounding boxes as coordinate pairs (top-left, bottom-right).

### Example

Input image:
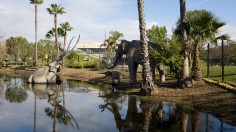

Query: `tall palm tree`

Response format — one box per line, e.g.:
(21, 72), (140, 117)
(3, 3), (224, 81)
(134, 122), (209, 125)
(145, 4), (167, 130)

(47, 4), (65, 57)
(137, 0), (157, 96)
(187, 10), (227, 80)
(179, 0), (191, 88)
(60, 22), (73, 66)
(30, 0), (44, 66)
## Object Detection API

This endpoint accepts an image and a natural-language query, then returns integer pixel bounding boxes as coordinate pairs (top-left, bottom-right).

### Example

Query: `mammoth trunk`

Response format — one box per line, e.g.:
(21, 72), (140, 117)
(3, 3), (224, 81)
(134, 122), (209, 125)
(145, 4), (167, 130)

(106, 53), (121, 69)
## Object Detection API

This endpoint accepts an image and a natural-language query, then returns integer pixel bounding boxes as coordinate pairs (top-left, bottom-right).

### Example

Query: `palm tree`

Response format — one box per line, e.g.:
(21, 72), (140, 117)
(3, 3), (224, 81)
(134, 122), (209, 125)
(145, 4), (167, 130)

(137, 0), (157, 96)
(100, 31), (124, 53)
(47, 4), (66, 57)
(187, 10), (227, 80)
(30, 0), (44, 66)
(60, 22), (73, 51)
(178, 0), (191, 88)
(45, 28), (63, 39)
(60, 22), (73, 66)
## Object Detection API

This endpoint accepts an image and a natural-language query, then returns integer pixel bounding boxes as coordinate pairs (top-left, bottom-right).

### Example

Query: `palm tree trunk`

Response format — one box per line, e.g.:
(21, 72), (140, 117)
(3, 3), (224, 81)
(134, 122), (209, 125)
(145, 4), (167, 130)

(54, 14), (59, 57)
(178, 0), (192, 88)
(62, 31), (66, 66)
(35, 4), (38, 66)
(137, 0), (157, 96)
(192, 43), (202, 80)
(34, 95), (37, 132)
(140, 100), (154, 132)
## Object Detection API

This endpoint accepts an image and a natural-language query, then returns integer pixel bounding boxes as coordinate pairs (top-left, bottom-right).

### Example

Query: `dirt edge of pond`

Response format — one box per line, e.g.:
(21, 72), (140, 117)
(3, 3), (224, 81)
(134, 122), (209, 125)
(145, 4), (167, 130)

(1, 66), (236, 126)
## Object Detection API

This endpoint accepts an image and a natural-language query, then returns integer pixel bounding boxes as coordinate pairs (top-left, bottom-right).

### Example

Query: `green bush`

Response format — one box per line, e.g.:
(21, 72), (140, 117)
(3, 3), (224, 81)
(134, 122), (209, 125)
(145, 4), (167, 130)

(66, 60), (101, 69)
(0, 61), (4, 66)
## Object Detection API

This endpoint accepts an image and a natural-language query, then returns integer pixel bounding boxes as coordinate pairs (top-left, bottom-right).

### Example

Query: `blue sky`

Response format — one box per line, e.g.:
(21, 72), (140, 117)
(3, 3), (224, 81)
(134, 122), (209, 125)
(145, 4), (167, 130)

(0, 0), (236, 43)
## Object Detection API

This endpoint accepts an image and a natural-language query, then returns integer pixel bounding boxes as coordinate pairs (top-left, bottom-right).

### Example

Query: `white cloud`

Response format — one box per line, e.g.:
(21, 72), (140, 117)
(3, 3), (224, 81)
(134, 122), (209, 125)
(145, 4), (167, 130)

(1, 0), (233, 44)
(221, 23), (236, 41)
(0, 0), (129, 42)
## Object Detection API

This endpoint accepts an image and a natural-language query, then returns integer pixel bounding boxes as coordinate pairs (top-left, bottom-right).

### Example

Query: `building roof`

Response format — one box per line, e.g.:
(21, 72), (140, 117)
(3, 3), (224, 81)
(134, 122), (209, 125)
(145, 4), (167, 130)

(76, 42), (105, 49)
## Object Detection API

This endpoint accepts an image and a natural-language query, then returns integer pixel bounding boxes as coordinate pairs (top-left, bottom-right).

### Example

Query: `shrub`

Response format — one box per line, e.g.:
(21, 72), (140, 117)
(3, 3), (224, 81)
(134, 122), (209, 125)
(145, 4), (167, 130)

(66, 60), (101, 69)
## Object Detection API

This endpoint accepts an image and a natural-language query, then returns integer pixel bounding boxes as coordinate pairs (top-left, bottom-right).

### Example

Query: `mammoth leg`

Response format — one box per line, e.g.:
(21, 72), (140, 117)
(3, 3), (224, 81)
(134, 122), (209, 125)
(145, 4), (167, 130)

(157, 64), (165, 83)
(27, 75), (33, 83)
(128, 62), (138, 84)
(150, 61), (156, 81)
(150, 65), (156, 82)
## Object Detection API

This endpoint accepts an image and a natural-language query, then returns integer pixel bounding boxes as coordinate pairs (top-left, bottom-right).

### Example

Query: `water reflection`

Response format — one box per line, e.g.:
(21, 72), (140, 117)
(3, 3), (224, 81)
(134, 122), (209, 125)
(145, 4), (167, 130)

(28, 83), (79, 132)
(0, 74), (236, 132)
(1, 75), (28, 103)
(98, 86), (236, 132)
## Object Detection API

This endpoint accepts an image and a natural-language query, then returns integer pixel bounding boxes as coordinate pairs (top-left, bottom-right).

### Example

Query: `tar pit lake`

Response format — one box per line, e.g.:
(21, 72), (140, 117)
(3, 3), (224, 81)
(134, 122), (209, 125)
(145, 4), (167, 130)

(0, 74), (236, 132)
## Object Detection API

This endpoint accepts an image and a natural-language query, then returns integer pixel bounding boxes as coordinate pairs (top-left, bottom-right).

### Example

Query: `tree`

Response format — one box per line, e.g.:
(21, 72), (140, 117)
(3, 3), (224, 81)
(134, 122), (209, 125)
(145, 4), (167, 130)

(60, 22), (73, 66)
(137, 0), (157, 96)
(0, 38), (8, 62)
(100, 31), (124, 53)
(46, 28), (63, 39)
(38, 39), (55, 61)
(187, 10), (227, 80)
(6, 36), (30, 64)
(167, 33), (183, 77)
(30, 0), (44, 66)
(178, 0), (191, 88)
(60, 22), (73, 51)
(146, 25), (169, 65)
(47, 3), (66, 57)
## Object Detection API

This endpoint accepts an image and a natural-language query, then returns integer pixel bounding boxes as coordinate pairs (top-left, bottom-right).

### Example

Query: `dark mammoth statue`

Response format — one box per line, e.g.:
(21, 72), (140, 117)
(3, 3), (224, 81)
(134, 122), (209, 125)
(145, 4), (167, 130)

(107, 40), (165, 84)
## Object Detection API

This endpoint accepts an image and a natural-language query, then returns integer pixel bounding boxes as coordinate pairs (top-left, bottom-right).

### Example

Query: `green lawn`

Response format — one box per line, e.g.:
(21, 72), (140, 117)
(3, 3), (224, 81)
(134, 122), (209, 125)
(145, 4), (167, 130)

(201, 65), (236, 84)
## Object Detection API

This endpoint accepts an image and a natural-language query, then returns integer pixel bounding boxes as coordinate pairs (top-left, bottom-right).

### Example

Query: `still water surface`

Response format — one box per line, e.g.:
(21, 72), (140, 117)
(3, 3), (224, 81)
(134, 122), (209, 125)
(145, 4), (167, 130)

(0, 74), (236, 132)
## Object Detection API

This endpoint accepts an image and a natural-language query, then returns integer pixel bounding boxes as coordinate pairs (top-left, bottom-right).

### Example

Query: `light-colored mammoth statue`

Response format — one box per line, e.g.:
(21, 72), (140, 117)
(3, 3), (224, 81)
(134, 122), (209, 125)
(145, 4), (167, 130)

(27, 60), (62, 84)
(27, 36), (80, 84)
(107, 40), (165, 84)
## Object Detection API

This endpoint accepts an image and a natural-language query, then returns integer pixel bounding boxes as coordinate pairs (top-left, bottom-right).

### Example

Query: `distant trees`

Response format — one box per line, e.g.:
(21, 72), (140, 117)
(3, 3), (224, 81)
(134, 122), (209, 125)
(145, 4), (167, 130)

(201, 41), (236, 66)
(4, 36), (55, 65)
(37, 39), (55, 62)
(0, 38), (8, 62)
(6, 36), (30, 64)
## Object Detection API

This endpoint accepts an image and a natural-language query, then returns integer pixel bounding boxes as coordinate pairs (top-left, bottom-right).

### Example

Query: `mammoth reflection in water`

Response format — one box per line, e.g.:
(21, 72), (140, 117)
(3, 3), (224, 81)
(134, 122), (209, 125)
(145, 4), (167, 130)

(98, 87), (201, 132)
(28, 83), (79, 131)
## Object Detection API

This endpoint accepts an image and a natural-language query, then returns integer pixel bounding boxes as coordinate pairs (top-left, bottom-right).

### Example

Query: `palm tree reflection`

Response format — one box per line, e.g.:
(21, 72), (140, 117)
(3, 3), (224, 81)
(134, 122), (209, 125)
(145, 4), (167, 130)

(30, 83), (79, 132)
(99, 87), (201, 132)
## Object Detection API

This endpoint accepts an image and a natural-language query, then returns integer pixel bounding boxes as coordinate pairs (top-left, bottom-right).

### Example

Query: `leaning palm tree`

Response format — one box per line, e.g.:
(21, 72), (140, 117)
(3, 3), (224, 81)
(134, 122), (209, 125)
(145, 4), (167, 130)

(187, 10), (227, 80)
(178, 0), (191, 88)
(30, 0), (44, 66)
(137, 0), (157, 96)
(47, 4), (65, 57)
